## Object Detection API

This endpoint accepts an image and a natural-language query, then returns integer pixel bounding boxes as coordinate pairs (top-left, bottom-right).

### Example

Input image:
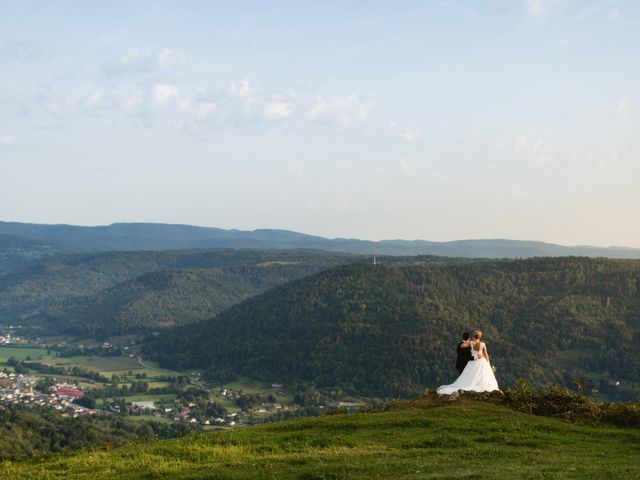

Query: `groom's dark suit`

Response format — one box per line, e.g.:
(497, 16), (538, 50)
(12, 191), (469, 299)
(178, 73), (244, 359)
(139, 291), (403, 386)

(456, 341), (473, 374)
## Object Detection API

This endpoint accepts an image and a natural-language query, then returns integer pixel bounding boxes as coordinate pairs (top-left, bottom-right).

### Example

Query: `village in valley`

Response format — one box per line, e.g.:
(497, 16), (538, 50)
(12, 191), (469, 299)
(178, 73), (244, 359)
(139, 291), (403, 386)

(0, 372), (93, 417)
(0, 328), (363, 428)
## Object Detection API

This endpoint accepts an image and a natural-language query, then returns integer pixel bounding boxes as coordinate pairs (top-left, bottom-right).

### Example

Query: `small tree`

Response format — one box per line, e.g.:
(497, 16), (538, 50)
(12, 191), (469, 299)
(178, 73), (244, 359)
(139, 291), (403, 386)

(572, 376), (598, 396)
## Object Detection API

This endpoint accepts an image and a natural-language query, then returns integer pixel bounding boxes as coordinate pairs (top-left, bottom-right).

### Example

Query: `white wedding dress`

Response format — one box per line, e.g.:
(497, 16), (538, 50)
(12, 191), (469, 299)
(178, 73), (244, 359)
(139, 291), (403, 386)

(437, 341), (499, 395)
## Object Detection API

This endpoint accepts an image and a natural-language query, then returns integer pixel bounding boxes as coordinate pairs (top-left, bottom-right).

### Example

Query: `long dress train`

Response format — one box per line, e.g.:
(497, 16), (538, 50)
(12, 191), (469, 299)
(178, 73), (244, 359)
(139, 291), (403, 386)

(437, 341), (499, 395)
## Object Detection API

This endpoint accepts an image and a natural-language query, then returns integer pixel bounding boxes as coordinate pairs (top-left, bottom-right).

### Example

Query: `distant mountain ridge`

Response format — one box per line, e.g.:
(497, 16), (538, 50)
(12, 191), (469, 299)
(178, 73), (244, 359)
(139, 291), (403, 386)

(1, 220), (639, 258)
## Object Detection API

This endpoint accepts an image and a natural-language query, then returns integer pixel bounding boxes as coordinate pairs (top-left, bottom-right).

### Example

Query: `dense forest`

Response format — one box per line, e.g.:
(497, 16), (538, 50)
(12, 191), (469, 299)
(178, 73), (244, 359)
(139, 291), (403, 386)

(148, 257), (640, 399)
(0, 249), (355, 334)
(41, 264), (353, 337)
(0, 407), (193, 459)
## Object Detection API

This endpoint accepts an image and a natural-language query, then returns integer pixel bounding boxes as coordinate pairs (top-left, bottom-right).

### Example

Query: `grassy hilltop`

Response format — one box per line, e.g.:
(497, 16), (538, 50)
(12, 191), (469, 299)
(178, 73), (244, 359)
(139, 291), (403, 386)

(5, 396), (639, 479)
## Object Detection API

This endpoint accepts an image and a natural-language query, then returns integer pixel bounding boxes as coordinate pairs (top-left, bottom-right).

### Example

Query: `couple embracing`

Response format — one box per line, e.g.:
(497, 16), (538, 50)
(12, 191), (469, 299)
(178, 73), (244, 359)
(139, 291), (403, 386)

(437, 330), (499, 395)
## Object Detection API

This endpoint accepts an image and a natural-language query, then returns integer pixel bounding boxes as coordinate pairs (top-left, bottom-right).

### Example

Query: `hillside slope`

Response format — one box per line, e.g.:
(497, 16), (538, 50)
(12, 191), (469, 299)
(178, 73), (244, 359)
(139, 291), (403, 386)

(0, 234), (58, 273)
(42, 265), (345, 337)
(149, 257), (640, 398)
(5, 399), (639, 479)
(0, 249), (354, 329)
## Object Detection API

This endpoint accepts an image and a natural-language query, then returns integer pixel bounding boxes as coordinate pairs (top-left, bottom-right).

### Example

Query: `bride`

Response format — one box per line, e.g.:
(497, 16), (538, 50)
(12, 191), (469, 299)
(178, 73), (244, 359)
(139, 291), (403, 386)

(437, 330), (499, 395)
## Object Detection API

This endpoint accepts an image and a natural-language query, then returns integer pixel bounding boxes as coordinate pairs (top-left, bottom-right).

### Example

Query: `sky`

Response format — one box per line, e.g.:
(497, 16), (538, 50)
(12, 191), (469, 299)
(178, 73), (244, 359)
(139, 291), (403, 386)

(1, 0), (639, 247)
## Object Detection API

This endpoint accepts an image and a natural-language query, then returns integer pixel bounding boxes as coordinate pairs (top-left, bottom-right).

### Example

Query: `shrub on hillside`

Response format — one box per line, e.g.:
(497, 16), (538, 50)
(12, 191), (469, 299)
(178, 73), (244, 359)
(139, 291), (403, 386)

(503, 380), (640, 427)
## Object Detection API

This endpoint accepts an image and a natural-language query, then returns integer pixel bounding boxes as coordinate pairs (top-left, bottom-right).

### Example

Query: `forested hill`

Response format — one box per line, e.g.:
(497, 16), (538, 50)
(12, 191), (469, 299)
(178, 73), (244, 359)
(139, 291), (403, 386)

(40, 265), (344, 338)
(0, 249), (355, 330)
(149, 257), (640, 398)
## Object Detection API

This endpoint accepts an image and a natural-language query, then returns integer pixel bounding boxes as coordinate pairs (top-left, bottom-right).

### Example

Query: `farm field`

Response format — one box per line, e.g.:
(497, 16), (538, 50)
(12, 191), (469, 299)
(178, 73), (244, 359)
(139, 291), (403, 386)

(2, 346), (185, 400)
(126, 415), (175, 425)
(0, 345), (50, 372)
(213, 378), (296, 414)
(223, 379), (294, 403)
(0, 346), (49, 363)
(96, 394), (178, 407)
(53, 355), (143, 371)
(41, 353), (179, 378)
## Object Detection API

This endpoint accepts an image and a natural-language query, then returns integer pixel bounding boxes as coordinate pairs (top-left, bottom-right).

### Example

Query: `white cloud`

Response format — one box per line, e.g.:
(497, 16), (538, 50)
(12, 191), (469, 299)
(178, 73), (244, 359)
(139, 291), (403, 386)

(229, 79), (253, 99)
(0, 33), (45, 62)
(43, 94), (77, 119)
(388, 122), (419, 142)
(530, 138), (553, 164)
(513, 135), (529, 153)
(525, 0), (544, 16)
(83, 90), (104, 108)
(263, 101), (292, 119)
(617, 100), (629, 118)
(432, 172), (451, 181)
(176, 88), (217, 118)
(157, 48), (186, 68)
(104, 48), (186, 75)
(399, 130), (420, 142)
(524, 0), (559, 17)
(513, 134), (553, 164)
(398, 157), (410, 175)
(104, 49), (150, 75)
(153, 84), (178, 104)
(609, 9), (621, 22)
(122, 91), (143, 113)
(307, 95), (374, 126)
(608, 148), (619, 164)
(0, 134), (14, 145)
(178, 98), (191, 112)
(196, 102), (216, 118)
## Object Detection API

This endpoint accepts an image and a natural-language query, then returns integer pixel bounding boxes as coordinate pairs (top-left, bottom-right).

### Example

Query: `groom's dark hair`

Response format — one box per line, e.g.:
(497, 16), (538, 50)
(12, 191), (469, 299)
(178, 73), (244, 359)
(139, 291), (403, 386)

(462, 332), (470, 340)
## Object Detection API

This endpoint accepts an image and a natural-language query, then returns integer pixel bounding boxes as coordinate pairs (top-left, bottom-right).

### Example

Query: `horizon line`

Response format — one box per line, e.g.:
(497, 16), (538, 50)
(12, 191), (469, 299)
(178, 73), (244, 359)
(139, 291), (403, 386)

(1, 219), (638, 251)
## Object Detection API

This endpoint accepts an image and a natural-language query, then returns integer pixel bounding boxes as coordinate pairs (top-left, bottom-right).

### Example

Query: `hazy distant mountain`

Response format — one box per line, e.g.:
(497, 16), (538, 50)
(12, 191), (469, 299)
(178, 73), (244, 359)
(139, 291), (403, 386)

(1, 221), (639, 258)
(0, 234), (49, 250)
(0, 234), (59, 273)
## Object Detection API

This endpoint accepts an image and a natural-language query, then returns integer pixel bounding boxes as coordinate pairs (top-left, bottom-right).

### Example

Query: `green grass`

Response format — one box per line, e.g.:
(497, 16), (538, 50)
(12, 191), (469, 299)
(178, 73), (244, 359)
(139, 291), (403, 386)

(221, 378), (294, 404)
(213, 396), (242, 413)
(119, 394), (177, 404)
(96, 394), (177, 407)
(127, 415), (175, 425)
(0, 346), (50, 372)
(147, 381), (172, 389)
(0, 346), (49, 363)
(212, 378), (296, 413)
(42, 354), (179, 379)
(4, 400), (639, 479)
(56, 355), (143, 372)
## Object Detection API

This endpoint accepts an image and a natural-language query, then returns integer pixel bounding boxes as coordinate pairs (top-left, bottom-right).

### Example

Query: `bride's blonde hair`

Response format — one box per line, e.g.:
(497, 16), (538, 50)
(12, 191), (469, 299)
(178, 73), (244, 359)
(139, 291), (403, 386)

(473, 330), (483, 340)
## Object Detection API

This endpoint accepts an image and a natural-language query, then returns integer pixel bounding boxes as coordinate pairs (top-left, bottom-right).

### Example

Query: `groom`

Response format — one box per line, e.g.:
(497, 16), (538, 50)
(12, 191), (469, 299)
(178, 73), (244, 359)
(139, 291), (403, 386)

(456, 332), (473, 374)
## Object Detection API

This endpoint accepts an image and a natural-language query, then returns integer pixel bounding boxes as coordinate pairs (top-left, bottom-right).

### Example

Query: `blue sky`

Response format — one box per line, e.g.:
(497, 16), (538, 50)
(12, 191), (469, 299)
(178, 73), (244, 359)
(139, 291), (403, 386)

(1, 1), (638, 246)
